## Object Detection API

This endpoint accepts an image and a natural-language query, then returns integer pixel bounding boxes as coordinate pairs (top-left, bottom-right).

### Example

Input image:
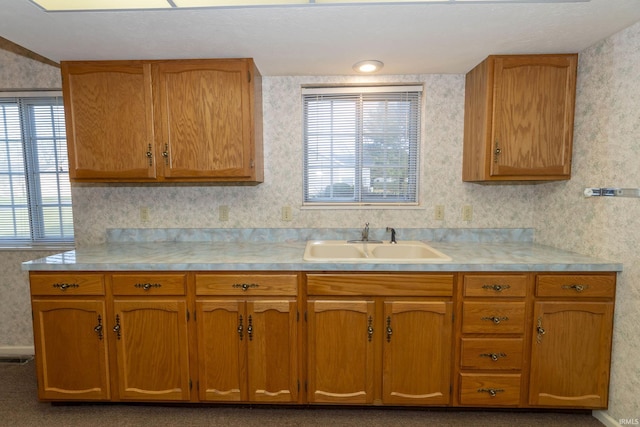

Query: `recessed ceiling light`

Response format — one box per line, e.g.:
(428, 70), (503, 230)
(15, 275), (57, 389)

(353, 60), (384, 74)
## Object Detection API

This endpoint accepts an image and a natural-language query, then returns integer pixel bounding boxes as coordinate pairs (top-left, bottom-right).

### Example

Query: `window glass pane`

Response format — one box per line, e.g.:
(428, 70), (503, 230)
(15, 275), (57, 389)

(0, 95), (73, 244)
(303, 87), (420, 205)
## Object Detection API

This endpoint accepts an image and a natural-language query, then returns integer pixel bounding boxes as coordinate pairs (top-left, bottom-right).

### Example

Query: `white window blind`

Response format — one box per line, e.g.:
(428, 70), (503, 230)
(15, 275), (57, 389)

(303, 86), (421, 206)
(0, 93), (73, 245)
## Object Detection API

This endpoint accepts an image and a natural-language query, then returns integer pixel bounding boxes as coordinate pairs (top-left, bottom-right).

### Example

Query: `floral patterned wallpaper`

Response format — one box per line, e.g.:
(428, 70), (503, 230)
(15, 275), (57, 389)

(0, 48), (62, 354)
(71, 73), (535, 246)
(534, 20), (640, 422)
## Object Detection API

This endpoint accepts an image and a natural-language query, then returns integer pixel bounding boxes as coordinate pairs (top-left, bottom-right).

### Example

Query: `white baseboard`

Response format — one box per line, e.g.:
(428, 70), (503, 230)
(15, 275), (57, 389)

(0, 346), (34, 357)
(593, 410), (622, 427)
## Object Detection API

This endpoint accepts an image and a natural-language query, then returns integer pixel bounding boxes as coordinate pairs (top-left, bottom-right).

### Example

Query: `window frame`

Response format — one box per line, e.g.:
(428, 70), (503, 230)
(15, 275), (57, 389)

(302, 85), (422, 208)
(0, 91), (74, 248)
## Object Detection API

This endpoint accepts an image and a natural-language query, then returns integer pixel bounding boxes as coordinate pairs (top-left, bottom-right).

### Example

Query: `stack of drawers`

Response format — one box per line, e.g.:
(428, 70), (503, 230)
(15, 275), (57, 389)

(457, 274), (529, 406)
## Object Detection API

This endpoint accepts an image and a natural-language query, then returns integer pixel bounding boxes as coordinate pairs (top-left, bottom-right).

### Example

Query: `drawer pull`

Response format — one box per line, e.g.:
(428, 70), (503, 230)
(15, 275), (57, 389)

(367, 316), (374, 342)
(561, 283), (589, 292)
(482, 284), (511, 292)
(481, 316), (509, 324)
(135, 283), (162, 291)
(233, 283), (260, 291)
(478, 388), (505, 397)
(53, 283), (79, 291)
(480, 352), (507, 362)
(386, 316), (393, 343)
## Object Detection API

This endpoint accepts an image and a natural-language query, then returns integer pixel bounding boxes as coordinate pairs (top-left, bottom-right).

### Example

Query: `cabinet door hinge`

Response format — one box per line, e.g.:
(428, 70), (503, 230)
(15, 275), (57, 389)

(186, 310), (190, 322)
(247, 70), (251, 83)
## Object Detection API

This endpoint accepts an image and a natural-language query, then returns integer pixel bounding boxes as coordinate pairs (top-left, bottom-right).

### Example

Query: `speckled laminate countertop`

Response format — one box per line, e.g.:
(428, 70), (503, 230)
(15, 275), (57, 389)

(21, 240), (622, 272)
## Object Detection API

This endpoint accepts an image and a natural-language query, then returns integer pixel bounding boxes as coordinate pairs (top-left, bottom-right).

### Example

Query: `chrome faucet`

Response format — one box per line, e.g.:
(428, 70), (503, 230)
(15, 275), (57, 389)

(362, 222), (370, 241)
(386, 227), (397, 244)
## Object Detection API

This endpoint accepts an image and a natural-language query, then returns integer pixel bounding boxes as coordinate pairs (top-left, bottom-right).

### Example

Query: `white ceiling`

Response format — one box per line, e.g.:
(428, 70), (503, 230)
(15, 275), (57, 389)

(1, 0), (640, 76)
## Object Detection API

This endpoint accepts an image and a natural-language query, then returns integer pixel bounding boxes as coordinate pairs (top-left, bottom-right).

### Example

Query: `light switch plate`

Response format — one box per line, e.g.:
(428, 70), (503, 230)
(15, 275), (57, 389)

(282, 206), (293, 221)
(462, 205), (473, 221)
(219, 205), (229, 221)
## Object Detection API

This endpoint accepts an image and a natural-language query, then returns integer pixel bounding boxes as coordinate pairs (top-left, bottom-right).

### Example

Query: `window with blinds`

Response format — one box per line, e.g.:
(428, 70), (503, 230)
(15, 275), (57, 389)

(0, 93), (73, 245)
(303, 86), (421, 206)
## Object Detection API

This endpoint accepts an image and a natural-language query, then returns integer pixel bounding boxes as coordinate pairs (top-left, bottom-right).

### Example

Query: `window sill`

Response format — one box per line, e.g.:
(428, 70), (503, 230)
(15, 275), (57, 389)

(0, 244), (75, 252)
(301, 204), (422, 210)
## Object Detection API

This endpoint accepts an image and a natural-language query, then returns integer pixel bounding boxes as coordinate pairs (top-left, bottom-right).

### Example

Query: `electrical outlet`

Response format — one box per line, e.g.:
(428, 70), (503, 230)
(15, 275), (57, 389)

(219, 205), (229, 221)
(462, 205), (473, 221)
(282, 206), (293, 221)
(434, 205), (445, 221)
(140, 206), (150, 223)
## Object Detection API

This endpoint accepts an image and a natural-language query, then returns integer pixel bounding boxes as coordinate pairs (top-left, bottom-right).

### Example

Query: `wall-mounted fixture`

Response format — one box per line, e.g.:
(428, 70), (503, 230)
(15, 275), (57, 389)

(584, 188), (640, 198)
(352, 60), (384, 74)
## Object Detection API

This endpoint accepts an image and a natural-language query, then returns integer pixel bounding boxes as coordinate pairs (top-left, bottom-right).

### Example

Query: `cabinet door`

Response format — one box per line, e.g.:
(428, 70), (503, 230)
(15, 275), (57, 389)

(153, 60), (255, 180)
(31, 299), (110, 400)
(61, 61), (156, 180)
(529, 301), (613, 408)
(307, 299), (375, 404)
(196, 300), (246, 401)
(112, 299), (191, 401)
(247, 300), (299, 402)
(491, 55), (576, 178)
(382, 301), (452, 405)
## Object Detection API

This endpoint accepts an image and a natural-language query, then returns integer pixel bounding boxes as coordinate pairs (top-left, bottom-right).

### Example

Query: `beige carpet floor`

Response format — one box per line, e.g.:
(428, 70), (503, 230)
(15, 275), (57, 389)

(0, 361), (604, 427)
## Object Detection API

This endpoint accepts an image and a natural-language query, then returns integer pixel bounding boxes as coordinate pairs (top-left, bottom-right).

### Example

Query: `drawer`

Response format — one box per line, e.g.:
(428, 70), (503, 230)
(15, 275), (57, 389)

(196, 274), (298, 296)
(463, 274), (528, 298)
(462, 302), (525, 334)
(30, 273), (105, 296)
(460, 338), (523, 370)
(536, 274), (615, 298)
(459, 373), (521, 406)
(306, 273), (453, 296)
(111, 273), (186, 295)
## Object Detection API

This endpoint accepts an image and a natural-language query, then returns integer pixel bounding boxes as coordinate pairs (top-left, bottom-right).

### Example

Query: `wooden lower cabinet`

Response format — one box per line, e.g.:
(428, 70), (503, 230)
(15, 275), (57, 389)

(528, 274), (616, 409)
(459, 373), (522, 406)
(382, 300), (453, 405)
(28, 270), (616, 410)
(194, 273), (300, 403)
(306, 273), (454, 406)
(529, 301), (613, 408)
(111, 299), (191, 401)
(196, 298), (298, 402)
(307, 299), (376, 404)
(31, 299), (111, 400)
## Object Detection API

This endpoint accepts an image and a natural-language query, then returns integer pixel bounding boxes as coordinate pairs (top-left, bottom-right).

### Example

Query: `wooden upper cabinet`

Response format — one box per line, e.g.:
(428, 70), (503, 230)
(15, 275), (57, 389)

(462, 54), (578, 183)
(61, 58), (263, 184)
(62, 61), (155, 181)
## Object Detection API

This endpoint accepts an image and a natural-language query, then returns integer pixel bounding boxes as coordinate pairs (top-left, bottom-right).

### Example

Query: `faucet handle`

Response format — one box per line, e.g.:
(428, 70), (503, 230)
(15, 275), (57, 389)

(386, 227), (397, 244)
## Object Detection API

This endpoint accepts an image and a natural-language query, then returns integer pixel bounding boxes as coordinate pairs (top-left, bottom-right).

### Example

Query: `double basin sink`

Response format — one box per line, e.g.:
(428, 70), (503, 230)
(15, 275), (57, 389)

(303, 240), (451, 263)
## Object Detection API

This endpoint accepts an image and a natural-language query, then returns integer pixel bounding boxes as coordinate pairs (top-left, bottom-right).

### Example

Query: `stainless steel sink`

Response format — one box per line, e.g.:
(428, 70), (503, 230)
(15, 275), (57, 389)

(303, 240), (451, 263)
